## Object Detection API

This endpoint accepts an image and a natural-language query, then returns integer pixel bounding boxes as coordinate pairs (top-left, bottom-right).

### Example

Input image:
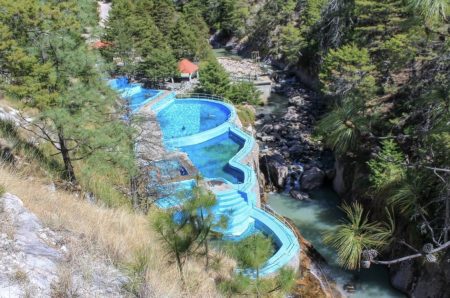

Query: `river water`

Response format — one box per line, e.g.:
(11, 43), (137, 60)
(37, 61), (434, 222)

(214, 48), (404, 297)
(268, 190), (404, 297)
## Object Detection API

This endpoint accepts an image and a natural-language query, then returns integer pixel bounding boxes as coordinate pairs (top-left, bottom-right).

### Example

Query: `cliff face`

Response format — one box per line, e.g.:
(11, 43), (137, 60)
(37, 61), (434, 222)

(332, 159), (450, 298)
(390, 249), (450, 298)
(0, 193), (126, 297)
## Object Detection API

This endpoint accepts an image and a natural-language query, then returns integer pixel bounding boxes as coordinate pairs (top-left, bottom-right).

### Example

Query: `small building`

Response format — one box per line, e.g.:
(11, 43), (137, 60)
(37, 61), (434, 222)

(178, 59), (199, 81)
(92, 40), (112, 49)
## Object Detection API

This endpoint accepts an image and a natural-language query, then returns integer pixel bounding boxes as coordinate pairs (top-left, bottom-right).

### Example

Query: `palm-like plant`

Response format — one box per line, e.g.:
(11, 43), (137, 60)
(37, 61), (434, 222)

(323, 202), (393, 270)
(406, 0), (448, 23)
(316, 102), (363, 157)
(388, 177), (426, 217)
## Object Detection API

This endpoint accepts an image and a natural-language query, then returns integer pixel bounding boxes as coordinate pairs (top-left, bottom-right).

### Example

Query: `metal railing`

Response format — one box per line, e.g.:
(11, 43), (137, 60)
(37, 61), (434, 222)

(261, 203), (299, 237)
(175, 93), (234, 105)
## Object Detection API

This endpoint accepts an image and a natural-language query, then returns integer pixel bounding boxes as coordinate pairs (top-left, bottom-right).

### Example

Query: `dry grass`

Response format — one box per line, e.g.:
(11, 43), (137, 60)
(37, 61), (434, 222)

(0, 165), (229, 297)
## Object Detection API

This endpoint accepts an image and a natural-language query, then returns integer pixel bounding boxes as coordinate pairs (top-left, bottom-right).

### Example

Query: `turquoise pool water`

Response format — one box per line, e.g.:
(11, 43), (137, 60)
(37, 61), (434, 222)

(155, 179), (196, 209)
(109, 77), (161, 111)
(181, 132), (244, 184)
(157, 100), (231, 139)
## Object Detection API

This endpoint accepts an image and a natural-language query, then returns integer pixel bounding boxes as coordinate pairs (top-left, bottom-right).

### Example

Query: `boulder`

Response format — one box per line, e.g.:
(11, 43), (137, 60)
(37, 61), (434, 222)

(289, 190), (310, 201)
(260, 153), (289, 189)
(288, 96), (304, 106)
(300, 167), (325, 191)
(283, 107), (301, 121)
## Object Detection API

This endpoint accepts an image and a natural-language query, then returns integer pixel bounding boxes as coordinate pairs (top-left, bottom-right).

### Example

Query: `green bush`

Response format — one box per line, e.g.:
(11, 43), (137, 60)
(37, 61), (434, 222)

(236, 105), (256, 127)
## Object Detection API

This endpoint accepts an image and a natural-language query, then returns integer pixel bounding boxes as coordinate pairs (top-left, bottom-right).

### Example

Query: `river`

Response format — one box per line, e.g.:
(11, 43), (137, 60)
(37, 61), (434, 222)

(268, 190), (404, 298)
(215, 48), (404, 297)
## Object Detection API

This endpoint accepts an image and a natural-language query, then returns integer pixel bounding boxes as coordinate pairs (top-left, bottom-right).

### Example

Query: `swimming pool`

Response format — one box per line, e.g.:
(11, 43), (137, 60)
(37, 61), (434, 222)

(157, 100), (232, 139)
(181, 132), (244, 184)
(108, 77), (161, 111)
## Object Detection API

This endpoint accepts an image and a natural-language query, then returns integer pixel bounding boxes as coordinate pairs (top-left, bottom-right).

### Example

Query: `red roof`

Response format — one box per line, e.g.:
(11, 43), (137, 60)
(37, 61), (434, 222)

(178, 59), (198, 74)
(92, 41), (112, 49)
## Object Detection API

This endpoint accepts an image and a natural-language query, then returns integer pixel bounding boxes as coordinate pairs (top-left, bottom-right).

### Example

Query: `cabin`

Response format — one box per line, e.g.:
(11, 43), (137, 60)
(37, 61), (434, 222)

(178, 59), (199, 81)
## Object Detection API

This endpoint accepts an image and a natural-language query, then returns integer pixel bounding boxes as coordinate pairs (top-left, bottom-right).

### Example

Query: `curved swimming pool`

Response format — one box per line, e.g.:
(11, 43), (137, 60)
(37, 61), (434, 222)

(154, 95), (300, 277)
(157, 99), (232, 139)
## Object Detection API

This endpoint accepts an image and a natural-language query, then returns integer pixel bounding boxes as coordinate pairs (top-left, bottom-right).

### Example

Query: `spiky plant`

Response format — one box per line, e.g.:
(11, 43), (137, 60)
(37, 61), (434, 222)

(406, 0), (448, 23)
(387, 179), (423, 217)
(316, 102), (363, 157)
(323, 202), (394, 270)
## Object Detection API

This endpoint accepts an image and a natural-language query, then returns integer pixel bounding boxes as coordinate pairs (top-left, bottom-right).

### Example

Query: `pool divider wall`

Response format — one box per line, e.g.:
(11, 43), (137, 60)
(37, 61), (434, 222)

(108, 78), (163, 113)
(149, 94), (301, 277)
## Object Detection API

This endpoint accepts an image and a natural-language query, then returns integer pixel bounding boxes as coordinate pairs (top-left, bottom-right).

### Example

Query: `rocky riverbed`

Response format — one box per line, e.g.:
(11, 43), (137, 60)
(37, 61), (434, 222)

(256, 85), (334, 197)
(217, 57), (265, 79)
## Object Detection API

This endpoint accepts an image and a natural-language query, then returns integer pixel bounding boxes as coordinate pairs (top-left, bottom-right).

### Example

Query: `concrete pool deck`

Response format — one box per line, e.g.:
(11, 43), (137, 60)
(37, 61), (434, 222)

(150, 93), (300, 277)
(113, 81), (301, 278)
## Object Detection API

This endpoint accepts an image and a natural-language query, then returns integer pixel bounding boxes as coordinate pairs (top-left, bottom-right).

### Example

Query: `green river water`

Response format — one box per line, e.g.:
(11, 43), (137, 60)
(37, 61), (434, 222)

(268, 189), (404, 298)
(215, 47), (404, 297)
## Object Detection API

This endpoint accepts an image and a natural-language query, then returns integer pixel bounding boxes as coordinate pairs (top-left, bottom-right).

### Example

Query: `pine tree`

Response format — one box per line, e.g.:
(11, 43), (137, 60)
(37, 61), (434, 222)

(0, 0), (134, 183)
(197, 60), (231, 96)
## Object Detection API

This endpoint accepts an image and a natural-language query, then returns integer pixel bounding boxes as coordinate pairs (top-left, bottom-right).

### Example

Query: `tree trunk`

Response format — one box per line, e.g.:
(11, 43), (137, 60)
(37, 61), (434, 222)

(204, 239), (209, 270)
(175, 251), (185, 285)
(444, 177), (449, 242)
(58, 131), (76, 183)
(130, 176), (139, 210)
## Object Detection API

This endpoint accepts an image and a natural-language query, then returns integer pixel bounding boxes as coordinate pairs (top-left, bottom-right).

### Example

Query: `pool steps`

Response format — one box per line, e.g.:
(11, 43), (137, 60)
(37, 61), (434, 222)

(155, 96), (300, 277)
(110, 79), (301, 278)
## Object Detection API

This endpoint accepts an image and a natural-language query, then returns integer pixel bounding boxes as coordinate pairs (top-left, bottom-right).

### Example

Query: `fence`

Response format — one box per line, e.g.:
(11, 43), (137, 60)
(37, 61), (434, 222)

(261, 204), (298, 237)
(175, 93), (232, 104)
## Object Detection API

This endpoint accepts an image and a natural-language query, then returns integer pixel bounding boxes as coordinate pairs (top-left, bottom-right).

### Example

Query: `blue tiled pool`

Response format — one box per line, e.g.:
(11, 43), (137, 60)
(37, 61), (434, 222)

(155, 179), (196, 209)
(181, 132), (244, 184)
(157, 100), (231, 139)
(108, 77), (161, 111)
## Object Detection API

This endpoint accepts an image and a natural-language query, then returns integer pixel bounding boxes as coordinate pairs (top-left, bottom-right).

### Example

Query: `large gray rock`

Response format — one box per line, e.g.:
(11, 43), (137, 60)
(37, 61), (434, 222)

(0, 193), (128, 297)
(260, 153), (289, 189)
(390, 249), (450, 298)
(0, 193), (61, 297)
(300, 167), (325, 191)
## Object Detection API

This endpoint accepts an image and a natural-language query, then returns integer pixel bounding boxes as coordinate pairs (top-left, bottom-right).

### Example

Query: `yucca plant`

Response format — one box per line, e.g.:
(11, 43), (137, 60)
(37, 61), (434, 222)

(406, 0), (448, 23)
(316, 102), (364, 157)
(323, 202), (394, 270)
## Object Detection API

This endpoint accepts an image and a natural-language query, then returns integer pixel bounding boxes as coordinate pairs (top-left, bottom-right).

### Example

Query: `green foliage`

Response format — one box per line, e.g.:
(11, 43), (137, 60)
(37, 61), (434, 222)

(278, 24), (306, 65)
(0, 184), (5, 197)
(302, 0), (328, 28)
(0, 0), (135, 207)
(152, 184), (220, 280)
(236, 105), (256, 127)
(218, 266), (296, 297)
(368, 139), (405, 191)
(320, 44), (377, 98)
(316, 102), (365, 156)
(199, 0), (250, 37)
(323, 203), (394, 270)
(124, 248), (151, 296)
(103, 0), (213, 81)
(406, 0), (448, 24)
(379, 34), (417, 72)
(227, 82), (261, 105)
(224, 233), (274, 279)
(197, 60), (231, 96)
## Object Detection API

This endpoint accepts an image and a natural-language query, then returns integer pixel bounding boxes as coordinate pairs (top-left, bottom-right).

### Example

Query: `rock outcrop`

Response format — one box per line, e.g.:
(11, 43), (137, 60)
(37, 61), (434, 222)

(300, 166), (325, 191)
(257, 85), (333, 192)
(390, 250), (450, 298)
(0, 193), (127, 297)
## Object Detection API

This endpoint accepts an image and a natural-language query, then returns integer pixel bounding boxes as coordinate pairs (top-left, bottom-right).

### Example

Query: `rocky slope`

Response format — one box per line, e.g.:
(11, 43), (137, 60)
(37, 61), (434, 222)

(256, 84), (334, 196)
(0, 193), (127, 297)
